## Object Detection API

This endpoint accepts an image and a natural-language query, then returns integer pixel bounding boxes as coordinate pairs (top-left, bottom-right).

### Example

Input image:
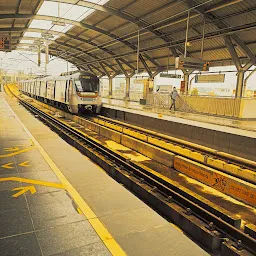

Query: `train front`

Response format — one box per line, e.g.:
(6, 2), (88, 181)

(74, 73), (102, 114)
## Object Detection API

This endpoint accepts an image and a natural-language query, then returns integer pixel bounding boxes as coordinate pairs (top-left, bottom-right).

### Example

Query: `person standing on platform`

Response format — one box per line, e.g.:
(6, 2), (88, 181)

(170, 87), (178, 111)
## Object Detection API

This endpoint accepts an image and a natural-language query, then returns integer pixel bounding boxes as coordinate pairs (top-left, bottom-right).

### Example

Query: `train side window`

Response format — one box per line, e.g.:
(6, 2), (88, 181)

(65, 80), (68, 102)
(53, 81), (56, 99)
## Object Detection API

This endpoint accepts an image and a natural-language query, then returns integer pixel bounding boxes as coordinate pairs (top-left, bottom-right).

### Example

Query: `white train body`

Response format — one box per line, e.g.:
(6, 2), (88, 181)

(19, 71), (102, 113)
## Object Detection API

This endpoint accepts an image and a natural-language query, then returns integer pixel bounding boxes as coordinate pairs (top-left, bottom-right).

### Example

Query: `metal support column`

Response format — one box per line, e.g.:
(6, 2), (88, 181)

(244, 68), (256, 96)
(124, 77), (131, 100)
(184, 73), (189, 94)
(182, 70), (193, 94)
(236, 71), (245, 98)
(109, 77), (113, 98)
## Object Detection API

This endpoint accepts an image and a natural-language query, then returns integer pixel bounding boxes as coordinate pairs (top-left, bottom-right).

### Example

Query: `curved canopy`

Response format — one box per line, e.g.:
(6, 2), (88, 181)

(1, 0), (256, 76)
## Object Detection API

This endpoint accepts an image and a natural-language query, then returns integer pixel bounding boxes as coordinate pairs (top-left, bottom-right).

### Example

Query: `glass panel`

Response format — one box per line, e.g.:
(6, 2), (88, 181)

(75, 78), (99, 92)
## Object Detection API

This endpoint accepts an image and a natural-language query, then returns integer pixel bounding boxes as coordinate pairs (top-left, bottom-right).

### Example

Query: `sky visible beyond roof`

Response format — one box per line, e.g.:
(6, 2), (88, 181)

(0, 0), (255, 90)
(1, 0), (110, 76)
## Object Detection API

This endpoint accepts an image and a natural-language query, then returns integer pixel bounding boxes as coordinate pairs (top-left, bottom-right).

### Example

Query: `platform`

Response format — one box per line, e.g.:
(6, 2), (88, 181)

(102, 98), (256, 161)
(0, 92), (209, 255)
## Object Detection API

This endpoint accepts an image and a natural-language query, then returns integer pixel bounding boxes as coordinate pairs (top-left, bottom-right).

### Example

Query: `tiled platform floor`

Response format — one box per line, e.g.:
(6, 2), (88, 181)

(0, 92), (209, 256)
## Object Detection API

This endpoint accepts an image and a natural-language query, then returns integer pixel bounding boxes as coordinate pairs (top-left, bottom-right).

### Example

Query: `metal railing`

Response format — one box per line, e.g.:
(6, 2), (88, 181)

(146, 93), (244, 117)
(129, 91), (143, 102)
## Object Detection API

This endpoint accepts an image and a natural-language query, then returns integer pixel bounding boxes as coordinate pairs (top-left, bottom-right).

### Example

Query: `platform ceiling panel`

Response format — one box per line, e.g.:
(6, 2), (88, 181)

(2, 0), (256, 76)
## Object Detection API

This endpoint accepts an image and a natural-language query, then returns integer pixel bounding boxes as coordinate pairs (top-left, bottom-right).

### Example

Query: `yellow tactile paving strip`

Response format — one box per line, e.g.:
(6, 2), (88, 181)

(4, 92), (127, 256)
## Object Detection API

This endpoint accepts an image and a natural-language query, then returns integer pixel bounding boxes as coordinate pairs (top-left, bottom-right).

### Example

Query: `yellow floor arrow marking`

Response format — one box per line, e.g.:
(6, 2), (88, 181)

(4, 96), (126, 256)
(18, 161), (29, 167)
(4, 147), (20, 152)
(1, 162), (14, 169)
(0, 177), (65, 189)
(0, 146), (34, 158)
(12, 186), (36, 198)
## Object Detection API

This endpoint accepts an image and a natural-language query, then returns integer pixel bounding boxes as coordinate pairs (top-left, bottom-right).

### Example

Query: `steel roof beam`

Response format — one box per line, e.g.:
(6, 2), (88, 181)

(86, 64), (97, 75)
(13, 37), (122, 73)
(13, 41), (111, 75)
(72, 21), (256, 66)
(14, 0), (44, 50)
(1, 13), (156, 68)
(7, 27), (136, 71)
(83, 0), (246, 55)
(185, 0), (256, 63)
(115, 59), (128, 77)
(224, 36), (241, 70)
(102, 61), (119, 74)
(139, 54), (153, 78)
(90, 64), (105, 76)
(99, 62), (110, 77)
(49, 0), (182, 56)
(15, 46), (252, 71)
(231, 35), (256, 64)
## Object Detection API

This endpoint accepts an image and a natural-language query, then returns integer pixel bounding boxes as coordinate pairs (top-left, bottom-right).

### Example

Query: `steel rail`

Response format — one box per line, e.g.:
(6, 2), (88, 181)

(15, 97), (256, 255)
(90, 114), (256, 172)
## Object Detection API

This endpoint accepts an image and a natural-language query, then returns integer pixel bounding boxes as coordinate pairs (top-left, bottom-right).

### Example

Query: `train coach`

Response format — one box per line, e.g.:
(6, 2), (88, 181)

(18, 71), (102, 114)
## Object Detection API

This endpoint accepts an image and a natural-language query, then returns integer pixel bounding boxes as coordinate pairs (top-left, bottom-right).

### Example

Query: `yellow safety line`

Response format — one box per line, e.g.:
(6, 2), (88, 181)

(3, 97), (126, 256)
(0, 177), (64, 189)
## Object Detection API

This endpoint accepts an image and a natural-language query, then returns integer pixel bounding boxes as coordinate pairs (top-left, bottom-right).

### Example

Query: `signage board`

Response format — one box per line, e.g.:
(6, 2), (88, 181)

(195, 74), (225, 83)
(160, 73), (182, 79)
(0, 34), (11, 51)
(52, 21), (66, 26)
(133, 79), (144, 84)
(175, 56), (209, 71)
(156, 85), (173, 93)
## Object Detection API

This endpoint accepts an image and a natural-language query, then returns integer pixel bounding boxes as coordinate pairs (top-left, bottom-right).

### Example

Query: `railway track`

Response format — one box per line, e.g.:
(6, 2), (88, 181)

(6, 85), (256, 256)
(87, 114), (256, 180)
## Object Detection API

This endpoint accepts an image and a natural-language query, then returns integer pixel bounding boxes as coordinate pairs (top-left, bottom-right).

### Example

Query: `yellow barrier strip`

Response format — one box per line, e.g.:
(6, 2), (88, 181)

(4, 96), (126, 256)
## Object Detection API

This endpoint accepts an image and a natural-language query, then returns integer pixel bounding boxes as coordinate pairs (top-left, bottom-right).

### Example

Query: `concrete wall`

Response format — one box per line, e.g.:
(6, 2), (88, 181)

(240, 99), (256, 118)
(101, 107), (256, 161)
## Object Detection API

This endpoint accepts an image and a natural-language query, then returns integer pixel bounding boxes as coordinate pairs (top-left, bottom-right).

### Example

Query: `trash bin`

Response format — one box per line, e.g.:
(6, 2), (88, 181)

(140, 99), (146, 105)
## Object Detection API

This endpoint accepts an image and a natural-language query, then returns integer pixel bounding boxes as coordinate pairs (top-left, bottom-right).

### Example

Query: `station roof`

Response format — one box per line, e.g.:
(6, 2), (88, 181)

(1, 0), (256, 76)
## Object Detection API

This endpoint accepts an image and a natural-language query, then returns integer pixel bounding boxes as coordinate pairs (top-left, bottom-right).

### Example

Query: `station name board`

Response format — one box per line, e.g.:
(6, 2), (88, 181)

(160, 73), (182, 79)
(195, 74), (225, 83)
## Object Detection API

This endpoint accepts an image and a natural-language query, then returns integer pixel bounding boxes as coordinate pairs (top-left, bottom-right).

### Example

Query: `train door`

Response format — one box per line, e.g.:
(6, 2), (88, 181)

(65, 80), (73, 103)
(64, 80), (68, 103)
(33, 81), (36, 96)
(45, 81), (48, 98)
(68, 80), (73, 102)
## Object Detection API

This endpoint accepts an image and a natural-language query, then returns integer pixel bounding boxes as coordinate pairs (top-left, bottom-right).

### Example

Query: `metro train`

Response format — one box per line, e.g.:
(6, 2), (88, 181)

(18, 71), (102, 114)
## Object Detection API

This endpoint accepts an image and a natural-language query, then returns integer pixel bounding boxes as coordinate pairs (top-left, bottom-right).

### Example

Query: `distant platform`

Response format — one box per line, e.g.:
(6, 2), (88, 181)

(102, 98), (256, 161)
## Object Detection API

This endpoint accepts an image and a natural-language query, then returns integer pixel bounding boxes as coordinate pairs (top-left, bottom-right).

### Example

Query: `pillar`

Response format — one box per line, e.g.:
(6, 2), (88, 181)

(235, 70), (245, 98)
(109, 77), (113, 98)
(184, 73), (189, 94)
(243, 68), (256, 97)
(182, 70), (193, 95)
(124, 77), (130, 99)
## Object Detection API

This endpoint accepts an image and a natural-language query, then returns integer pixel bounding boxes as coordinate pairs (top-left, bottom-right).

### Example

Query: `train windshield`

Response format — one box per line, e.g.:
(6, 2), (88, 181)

(75, 77), (99, 92)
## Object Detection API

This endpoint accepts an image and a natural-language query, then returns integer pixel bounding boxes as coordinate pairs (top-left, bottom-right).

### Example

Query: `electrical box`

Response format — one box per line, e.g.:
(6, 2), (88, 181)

(0, 34), (11, 52)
